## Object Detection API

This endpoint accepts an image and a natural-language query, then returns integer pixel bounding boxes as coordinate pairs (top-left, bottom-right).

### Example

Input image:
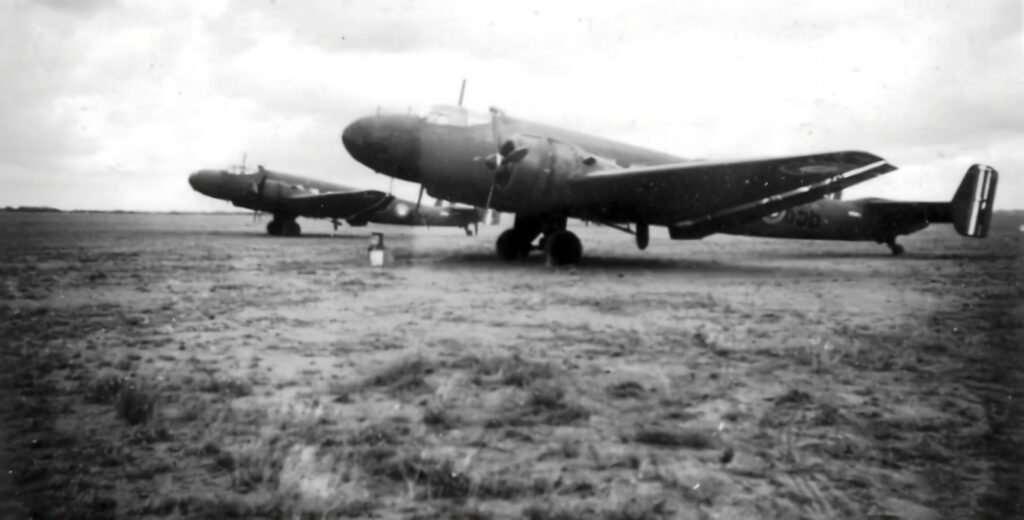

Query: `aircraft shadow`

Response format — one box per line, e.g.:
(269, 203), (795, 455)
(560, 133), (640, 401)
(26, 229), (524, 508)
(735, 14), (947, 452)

(763, 250), (1009, 262)
(203, 231), (372, 240)
(433, 252), (820, 276)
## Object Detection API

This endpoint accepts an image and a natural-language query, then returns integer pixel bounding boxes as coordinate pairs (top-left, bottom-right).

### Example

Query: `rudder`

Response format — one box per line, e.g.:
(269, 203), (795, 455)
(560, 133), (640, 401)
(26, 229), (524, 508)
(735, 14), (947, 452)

(952, 165), (998, 237)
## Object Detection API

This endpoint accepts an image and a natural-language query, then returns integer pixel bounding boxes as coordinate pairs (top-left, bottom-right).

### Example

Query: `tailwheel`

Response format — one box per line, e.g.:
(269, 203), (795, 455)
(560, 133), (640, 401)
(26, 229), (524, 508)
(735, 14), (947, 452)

(635, 222), (650, 250)
(496, 229), (532, 260)
(544, 230), (582, 266)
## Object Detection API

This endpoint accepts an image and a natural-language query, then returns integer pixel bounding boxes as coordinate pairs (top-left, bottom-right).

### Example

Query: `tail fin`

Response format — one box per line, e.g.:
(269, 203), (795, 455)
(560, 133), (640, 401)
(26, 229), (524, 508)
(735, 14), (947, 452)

(951, 165), (998, 237)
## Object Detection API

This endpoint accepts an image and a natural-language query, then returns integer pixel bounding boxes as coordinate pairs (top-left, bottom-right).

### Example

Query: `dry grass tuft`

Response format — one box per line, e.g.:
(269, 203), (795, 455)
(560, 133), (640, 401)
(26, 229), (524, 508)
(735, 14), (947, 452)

(423, 400), (461, 429)
(468, 355), (557, 388)
(85, 374), (126, 404)
(606, 381), (647, 399)
(347, 418), (412, 446)
(361, 356), (435, 396)
(524, 498), (678, 520)
(200, 377), (253, 398)
(115, 380), (156, 425)
(487, 381), (590, 428)
(633, 426), (715, 449)
(366, 453), (473, 499)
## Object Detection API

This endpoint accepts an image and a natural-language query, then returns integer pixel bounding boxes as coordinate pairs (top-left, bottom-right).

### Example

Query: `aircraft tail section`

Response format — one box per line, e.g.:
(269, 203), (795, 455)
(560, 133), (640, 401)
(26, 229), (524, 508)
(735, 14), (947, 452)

(951, 165), (998, 237)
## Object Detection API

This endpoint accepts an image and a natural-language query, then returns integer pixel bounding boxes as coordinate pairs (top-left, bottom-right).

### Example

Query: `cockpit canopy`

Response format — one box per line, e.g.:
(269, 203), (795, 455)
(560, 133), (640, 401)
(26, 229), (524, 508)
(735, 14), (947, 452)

(419, 105), (492, 127)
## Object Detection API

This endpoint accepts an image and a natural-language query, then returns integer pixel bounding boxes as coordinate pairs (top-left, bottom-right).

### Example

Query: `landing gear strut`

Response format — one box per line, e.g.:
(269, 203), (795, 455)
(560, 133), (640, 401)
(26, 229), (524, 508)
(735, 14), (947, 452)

(267, 217), (301, 237)
(886, 238), (904, 256)
(495, 214), (582, 265)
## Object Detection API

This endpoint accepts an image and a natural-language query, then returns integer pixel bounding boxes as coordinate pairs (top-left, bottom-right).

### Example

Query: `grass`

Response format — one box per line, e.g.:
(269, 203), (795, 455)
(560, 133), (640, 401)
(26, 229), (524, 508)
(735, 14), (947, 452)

(199, 376), (253, 398)
(486, 381), (590, 428)
(523, 499), (679, 520)
(115, 379), (155, 425)
(85, 374), (126, 404)
(606, 381), (647, 399)
(359, 356), (436, 396)
(422, 400), (461, 429)
(465, 354), (558, 388)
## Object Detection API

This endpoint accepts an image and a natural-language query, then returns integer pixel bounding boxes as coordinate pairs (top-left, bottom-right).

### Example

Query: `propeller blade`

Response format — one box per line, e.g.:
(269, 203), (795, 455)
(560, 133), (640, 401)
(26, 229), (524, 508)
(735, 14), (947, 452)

(495, 162), (517, 189)
(505, 147), (529, 163)
(253, 174), (267, 221)
(484, 184), (496, 216)
(499, 139), (516, 158)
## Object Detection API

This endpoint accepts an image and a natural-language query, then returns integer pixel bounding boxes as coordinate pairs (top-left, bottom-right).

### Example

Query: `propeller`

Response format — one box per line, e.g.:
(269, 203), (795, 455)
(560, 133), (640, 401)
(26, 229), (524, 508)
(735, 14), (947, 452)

(482, 108), (529, 214)
(251, 168), (268, 223)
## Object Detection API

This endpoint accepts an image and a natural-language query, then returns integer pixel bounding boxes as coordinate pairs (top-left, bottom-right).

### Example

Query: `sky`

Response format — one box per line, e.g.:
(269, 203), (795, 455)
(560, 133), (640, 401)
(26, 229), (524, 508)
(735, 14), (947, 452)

(1, 0), (1021, 211)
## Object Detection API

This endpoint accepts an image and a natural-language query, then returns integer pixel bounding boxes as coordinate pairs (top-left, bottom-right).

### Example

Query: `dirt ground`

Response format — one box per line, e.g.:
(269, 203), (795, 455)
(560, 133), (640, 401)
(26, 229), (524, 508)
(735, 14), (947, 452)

(1, 212), (1021, 519)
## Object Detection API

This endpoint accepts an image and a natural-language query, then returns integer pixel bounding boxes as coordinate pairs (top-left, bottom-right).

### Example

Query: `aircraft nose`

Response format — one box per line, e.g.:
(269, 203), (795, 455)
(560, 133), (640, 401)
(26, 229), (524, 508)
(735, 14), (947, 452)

(188, 170), (217, 195)
(341, 115), (422, 182)
(341, 119), (365, 151)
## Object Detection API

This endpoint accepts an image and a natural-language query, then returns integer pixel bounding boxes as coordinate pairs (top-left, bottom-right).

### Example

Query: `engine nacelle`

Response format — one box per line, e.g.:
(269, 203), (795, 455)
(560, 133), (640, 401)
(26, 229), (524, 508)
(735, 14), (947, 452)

(493, 133), (616, 212)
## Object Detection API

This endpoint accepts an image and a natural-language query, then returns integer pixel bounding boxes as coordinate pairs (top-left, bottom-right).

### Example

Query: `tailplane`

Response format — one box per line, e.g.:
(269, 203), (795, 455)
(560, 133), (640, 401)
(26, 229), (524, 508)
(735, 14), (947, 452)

(951, 165), (998, 237)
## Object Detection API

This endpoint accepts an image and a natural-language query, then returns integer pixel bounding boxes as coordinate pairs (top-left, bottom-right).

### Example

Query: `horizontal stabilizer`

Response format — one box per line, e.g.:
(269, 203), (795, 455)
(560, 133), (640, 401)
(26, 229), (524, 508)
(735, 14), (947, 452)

(952, 165), (998, 237)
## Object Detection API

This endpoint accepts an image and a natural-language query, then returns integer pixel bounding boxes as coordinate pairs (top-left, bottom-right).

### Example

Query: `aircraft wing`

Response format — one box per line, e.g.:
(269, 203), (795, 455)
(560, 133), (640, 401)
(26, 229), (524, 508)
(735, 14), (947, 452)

(281, 190), (394, 220)
(568, 150), (896, 238)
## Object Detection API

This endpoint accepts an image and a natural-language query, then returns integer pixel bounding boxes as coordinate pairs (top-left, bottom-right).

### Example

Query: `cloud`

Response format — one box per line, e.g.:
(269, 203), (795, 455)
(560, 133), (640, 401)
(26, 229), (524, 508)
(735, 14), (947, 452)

(0, 0), (1020, 211)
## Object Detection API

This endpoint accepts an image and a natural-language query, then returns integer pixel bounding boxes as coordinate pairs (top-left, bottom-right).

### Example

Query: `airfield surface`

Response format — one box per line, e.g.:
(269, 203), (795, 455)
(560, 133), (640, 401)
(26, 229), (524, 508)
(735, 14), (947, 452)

(1, 212), (1021, 519)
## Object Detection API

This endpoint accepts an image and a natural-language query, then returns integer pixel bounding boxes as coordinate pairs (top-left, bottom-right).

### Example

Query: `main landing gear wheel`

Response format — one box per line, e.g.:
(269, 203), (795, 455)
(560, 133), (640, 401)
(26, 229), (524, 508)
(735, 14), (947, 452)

(266, 220), (301, 237)
(496, 229), (532, 260)
(544, 230), (582, 266)
(266, 220), (282, 236)
(887, 241), (904, 256)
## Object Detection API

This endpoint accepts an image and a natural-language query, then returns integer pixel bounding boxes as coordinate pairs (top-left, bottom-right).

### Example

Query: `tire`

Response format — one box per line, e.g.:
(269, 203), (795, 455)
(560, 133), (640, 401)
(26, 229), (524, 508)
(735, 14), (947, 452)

(283, 221), (301, 237)
(544, 230), (582, 265)
(266, 220), (282, 236)
(496, 229), (527, 260)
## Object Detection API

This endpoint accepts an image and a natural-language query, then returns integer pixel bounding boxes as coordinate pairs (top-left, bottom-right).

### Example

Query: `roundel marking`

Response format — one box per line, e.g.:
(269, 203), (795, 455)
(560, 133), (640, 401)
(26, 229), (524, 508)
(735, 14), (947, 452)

(763, 211), (785, 224)
(395, 203), (410, 217)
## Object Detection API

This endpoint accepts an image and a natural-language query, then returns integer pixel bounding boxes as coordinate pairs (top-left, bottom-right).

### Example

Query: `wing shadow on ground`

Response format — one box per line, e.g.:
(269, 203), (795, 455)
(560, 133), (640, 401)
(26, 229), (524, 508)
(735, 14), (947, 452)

(205, 231), (372, 240)
(761, 251), (1011, 262)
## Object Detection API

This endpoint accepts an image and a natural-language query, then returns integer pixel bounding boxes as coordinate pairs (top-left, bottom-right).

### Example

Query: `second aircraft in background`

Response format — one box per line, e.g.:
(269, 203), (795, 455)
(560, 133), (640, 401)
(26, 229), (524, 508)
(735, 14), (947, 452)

(189, 163), (484, 236)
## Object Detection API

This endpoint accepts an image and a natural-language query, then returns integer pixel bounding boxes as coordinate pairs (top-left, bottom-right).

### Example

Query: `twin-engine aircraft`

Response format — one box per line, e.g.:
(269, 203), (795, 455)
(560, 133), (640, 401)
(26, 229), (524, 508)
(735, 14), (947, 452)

(723, 165), (998, 254)
(188, 164), (483, 236)
(342, 104), (897, 264)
